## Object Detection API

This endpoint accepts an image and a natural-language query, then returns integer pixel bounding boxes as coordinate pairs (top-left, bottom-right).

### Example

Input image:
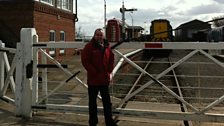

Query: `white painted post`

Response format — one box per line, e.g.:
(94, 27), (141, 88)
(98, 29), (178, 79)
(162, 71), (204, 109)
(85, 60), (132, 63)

(41, 49), (48, 104)
(15, 28), (36, 118)
(0, 41), (4, 92)
(15, 43), (23, 116)
(32, 35), (39, 105)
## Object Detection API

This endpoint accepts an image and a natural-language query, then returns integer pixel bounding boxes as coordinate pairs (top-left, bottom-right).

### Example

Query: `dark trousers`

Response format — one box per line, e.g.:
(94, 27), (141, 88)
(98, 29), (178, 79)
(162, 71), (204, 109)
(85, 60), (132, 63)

(88, 85), (117, 126)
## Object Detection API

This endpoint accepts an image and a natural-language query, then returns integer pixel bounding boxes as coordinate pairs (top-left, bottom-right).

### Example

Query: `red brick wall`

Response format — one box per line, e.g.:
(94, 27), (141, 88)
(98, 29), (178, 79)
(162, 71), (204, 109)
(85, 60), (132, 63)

(34, 12), (75, 42)
(33, 2), (75, 41)
(0, 1), (77, 61)
(33, 2), (76, 61)
(0, 2), (34, 47)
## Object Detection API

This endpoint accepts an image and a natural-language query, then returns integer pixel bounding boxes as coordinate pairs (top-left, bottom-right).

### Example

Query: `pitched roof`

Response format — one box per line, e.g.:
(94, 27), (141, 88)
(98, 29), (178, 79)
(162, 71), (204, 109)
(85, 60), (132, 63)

(176, 19), (209, 28)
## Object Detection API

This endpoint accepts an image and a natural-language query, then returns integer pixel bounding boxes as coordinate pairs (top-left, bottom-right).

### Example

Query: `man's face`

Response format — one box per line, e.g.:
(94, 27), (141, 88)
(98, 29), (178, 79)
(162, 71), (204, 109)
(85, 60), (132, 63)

(94, 30), (104, 43)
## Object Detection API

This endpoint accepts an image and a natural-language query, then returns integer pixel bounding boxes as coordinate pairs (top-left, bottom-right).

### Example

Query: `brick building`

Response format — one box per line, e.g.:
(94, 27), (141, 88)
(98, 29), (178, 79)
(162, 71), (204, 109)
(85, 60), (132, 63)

(0, 0), (77, 60)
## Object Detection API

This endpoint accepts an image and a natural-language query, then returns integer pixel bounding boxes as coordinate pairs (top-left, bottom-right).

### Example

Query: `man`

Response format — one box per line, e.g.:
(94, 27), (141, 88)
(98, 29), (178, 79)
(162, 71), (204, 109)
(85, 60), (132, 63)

(81, 28), (117, 126)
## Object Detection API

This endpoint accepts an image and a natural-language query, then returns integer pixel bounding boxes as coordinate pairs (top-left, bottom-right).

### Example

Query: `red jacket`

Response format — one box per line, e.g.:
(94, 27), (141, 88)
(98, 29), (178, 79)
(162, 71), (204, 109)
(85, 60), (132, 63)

(81, 39), (114, 86)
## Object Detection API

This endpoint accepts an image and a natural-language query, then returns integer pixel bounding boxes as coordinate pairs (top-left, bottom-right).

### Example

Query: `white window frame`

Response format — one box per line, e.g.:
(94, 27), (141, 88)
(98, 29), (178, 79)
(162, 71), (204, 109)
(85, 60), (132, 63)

(57, 0), (72, 11)
(59, 31), (65, 55)
(49, 30), (56, 56)
(40, 0), (54, 6)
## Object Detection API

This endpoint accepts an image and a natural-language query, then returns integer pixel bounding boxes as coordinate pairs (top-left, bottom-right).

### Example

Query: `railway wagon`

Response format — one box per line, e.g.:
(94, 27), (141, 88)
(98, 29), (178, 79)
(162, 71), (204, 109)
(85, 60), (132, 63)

(106, 19), (122, 42)
(148, 19), (173, 57)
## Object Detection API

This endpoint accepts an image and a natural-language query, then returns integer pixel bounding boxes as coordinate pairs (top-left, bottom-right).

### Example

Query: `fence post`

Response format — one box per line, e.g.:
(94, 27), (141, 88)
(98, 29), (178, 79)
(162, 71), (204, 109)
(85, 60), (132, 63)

(32, 34), (39, 105)
(41, 48), (48, 104)
(15, 28), (36, 118)
(0, 40), (4, 92)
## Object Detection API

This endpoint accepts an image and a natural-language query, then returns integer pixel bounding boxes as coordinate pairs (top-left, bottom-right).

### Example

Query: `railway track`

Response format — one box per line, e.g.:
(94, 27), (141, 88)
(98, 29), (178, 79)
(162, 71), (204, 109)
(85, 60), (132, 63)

(113, 51), (181, 104)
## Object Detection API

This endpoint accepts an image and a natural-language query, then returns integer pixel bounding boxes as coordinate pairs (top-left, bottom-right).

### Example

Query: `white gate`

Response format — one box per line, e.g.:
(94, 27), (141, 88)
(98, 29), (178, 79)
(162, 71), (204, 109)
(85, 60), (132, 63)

(1, 28), (224, 124)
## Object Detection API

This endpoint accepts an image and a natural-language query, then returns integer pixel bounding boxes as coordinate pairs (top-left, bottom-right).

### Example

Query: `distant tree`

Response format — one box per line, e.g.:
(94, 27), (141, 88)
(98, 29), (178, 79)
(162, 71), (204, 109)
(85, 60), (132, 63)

(212, 16), (224, 27)
(75, 26), (86, 38)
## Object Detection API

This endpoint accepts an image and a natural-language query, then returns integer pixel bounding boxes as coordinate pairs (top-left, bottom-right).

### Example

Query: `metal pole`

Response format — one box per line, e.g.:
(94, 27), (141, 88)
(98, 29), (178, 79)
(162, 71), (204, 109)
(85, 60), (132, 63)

(144, 21), (147, 41)
(0, 41), (4, 92)
(132, 15), (134, 40)
(104, 0), (107, 38)
(129, 12), (134, 40)
(122, 1), (125, 42)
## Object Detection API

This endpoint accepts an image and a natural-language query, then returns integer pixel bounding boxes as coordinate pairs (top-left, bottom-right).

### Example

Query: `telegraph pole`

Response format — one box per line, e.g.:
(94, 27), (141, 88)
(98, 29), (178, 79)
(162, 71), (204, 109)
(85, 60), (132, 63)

(121, 1), (125, 41)
(104, 0), (107, 38)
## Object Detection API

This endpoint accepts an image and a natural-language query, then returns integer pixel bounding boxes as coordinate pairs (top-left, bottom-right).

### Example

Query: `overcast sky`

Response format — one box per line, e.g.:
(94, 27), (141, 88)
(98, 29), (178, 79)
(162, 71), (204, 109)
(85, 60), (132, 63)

(76, 0), (224, 36)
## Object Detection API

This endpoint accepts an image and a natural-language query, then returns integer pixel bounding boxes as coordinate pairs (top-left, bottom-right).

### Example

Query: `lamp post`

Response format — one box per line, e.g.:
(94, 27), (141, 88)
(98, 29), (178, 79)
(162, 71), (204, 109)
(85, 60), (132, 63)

(144, 21), (148, 41)
(104, 0), (107, 38)
(129, 12), (134, 40)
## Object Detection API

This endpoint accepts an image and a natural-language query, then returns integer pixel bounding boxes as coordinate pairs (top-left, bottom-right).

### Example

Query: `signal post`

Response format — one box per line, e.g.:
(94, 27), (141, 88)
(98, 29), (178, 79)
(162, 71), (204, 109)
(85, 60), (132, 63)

(120, 1), (137, 42)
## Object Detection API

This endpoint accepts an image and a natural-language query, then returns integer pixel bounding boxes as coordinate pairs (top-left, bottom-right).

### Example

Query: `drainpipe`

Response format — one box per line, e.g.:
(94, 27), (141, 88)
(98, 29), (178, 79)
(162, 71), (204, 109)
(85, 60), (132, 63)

(74, 0), (78, 22)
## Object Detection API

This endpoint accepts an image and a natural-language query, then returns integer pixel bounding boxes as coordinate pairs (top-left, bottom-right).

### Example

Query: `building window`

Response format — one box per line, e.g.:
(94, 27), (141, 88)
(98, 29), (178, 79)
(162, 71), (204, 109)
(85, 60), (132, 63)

(57, 0), (72, 11)
(60, 31), (65, 41)
(35, 0), (74, 12)
(49, 30), (55, 56)
(59, 31), (65, 55)
(40, 0), (54, 5)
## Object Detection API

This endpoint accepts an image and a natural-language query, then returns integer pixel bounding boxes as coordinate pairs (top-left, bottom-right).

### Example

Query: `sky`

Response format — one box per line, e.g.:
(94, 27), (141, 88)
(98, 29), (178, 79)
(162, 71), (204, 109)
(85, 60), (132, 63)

(76, 0), (224, 36)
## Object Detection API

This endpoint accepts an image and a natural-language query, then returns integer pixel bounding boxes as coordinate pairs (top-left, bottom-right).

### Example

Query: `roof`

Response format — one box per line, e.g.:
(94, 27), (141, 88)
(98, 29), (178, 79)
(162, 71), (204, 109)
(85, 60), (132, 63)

(176, 19), (210, 29)
(127, 26), (144, 30)
(107, 18), (129, 28)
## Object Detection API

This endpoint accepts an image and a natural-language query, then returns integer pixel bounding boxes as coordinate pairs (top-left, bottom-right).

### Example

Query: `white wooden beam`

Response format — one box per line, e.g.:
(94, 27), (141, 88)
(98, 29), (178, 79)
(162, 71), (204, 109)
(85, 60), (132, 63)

(3, 53), (16, 94)
(0, 41), (4, 92)
(33, 41), (224, 50)
(32, 104), (224, 123)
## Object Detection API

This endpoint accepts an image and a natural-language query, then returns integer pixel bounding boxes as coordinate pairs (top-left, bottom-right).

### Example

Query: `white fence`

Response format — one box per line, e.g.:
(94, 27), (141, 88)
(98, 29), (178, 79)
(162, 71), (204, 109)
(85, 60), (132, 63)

(1, 28), (224, 124)
(0, 40), (16, 105)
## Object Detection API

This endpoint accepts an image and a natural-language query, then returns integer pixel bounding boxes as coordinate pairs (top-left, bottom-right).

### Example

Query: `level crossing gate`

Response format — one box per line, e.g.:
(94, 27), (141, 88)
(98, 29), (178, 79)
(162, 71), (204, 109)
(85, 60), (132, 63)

(1, 28), (224, 124)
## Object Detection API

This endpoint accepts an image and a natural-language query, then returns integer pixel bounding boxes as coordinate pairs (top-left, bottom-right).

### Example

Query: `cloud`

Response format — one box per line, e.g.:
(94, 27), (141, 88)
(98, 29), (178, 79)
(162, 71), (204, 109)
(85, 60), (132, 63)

(213, 0), (224, 4)
(186, 4), (223, 15)
(107, 5), (189, 28)
(76, 0), (224, 36)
